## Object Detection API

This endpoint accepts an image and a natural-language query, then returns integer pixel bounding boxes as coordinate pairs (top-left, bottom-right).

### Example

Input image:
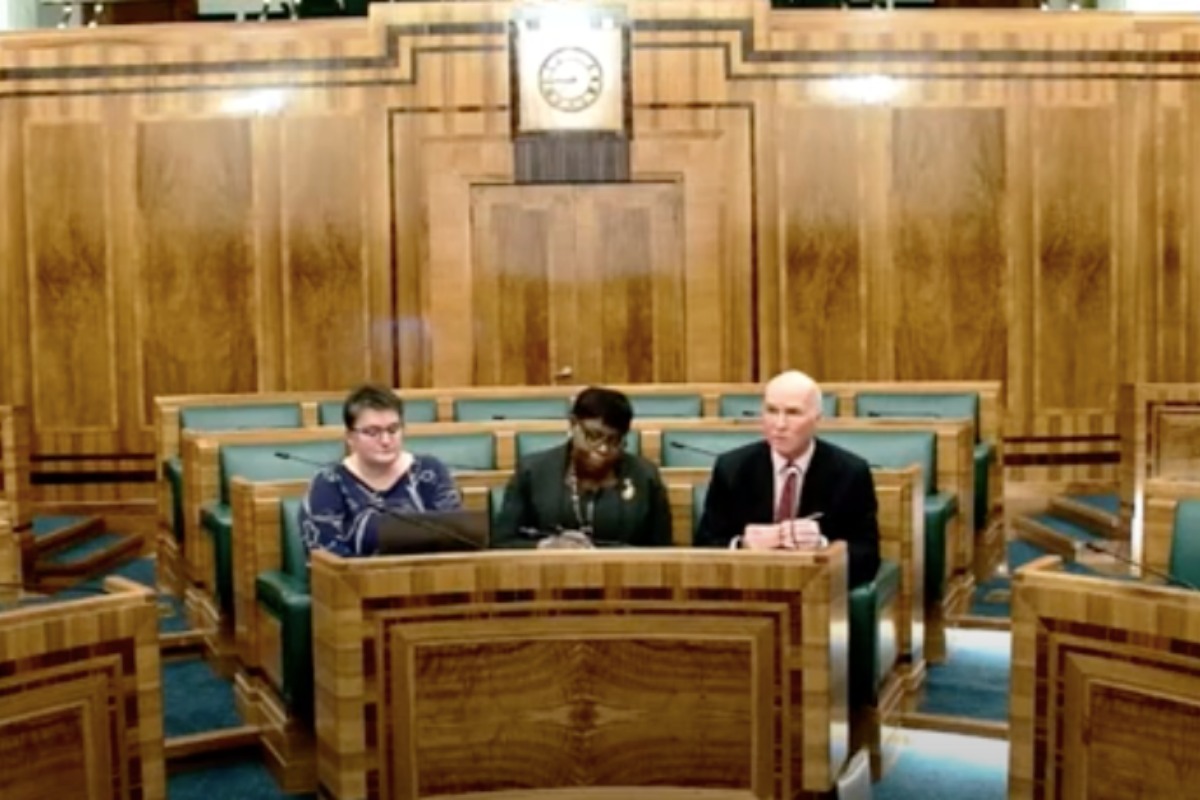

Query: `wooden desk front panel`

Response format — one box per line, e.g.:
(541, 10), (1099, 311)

(0, 578), (165, 800)
(1010, 559), (1200, 799)
(311, 548), (849, 800)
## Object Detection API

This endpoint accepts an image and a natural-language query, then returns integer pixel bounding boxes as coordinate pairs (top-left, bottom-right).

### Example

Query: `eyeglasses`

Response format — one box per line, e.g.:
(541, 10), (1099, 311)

(353, 424), (403, 440)
(574, 425), (624, 451)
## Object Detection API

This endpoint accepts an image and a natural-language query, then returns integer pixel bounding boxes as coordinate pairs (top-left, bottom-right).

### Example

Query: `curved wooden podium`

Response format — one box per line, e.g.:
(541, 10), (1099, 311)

(311, 546), (850, 800)
(0, 576), (165, 800)
(1010, 556), (1200, 799)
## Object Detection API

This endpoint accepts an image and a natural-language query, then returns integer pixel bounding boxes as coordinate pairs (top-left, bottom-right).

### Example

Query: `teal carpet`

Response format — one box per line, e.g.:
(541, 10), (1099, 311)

(31, 515), (90, 537)
(917, 630), (1011, 722)
(43, 531), (128, 564)
(1071, 493), (1119, 516)
(163, 658), (243, 738)
(876, 733), (1008, 799)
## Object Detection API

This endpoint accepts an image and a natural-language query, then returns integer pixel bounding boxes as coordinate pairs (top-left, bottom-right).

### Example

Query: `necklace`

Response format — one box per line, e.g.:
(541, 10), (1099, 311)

(566, 470), (596, 535)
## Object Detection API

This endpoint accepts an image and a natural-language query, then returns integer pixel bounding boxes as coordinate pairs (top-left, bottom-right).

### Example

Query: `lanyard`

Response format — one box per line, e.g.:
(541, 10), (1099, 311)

(566, 470), (596, 536)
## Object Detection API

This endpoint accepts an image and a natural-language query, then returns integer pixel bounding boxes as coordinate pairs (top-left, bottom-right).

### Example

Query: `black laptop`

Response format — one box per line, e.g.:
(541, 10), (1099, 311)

(377, 510), (491, 555)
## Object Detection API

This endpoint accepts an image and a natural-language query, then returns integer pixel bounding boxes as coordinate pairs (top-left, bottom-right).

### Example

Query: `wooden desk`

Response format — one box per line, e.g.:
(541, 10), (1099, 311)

(1010, 556), (1200, 798)
(0, 576), (165, 800)
(312, 546), (850, 799)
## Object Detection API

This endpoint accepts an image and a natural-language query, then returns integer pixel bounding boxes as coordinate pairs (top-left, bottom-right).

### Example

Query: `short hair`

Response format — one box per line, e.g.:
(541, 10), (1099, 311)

(571, 387), (634, 435)
(342, 384), (404, 430)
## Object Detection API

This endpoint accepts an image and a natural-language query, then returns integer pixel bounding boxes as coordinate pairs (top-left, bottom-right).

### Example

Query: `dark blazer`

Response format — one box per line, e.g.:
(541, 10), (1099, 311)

(695, 438), (881, 588)
(492, 444), (673, 548)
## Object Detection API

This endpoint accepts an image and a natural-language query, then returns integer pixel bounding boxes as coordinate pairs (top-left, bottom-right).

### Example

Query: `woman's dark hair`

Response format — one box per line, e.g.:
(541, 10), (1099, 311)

(571, 387), (634, 435)
(342, 384), (405, 430)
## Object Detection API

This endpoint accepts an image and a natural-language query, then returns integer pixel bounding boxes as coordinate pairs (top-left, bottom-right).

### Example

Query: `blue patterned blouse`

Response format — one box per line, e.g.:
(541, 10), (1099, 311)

(299, 455), (461, 557)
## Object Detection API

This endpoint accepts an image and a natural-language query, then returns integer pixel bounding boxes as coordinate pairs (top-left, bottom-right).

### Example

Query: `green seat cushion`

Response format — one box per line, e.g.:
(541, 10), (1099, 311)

(200, 502), (235, 614)
(854, 392), (980, 437)
(660, 430), (761, 468)
(489, 485), (507, 530)
(317, 398), (438, 426)
(180, 403), (302, 432)
(164, 456), (185, 543)
(849, 559), (902, 708)
(924, 492), (958, 604)
(280, 497), (307, 584)
(406, 432), (496, 471)
(692, 484), (709, 541)
(817, 430), (937, 496)
(515, 431), (642, 462)
(628, 394), (703, 418)
(718, 393), (837, 419)
(255, 570), (313, 721)
(973, 442), (995, 531)
(219, 440), (345, 505)
(1169, 500), (1200, 589)
(453, 397), (570, 422)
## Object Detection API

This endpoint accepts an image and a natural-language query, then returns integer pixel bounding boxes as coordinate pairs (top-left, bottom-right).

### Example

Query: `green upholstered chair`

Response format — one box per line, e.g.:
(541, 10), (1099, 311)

(254, 497), (313, 721)
(164, 404), (303, 543)
(452, 397), (570, 422)
(406, 432), (496, 471)
(200, 440), (342, 618)
(1168, 500), (1200, 590)
(854, 392), (993, 531)
(717, 392), (838, 419)
(659, 430), (761, 468)
(317, 398), (438, 426)
(514, 430), (642, 463)
(690, 482), (900, 712)
(627, 394), (704, 419)
(818, 430), (956, 606)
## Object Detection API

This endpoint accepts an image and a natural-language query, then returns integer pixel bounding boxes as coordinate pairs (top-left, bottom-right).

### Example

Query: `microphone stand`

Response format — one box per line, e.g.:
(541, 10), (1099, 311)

(1077, 540), (1197, 590)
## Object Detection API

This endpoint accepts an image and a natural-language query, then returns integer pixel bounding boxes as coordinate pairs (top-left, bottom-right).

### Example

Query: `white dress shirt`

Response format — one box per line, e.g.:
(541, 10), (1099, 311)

(770, 442), (816, 520)
(730, 441), (817, 549)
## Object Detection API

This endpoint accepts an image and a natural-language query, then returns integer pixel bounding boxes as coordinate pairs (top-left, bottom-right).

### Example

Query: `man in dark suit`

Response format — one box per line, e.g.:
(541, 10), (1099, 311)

(695, 370), (880, 588)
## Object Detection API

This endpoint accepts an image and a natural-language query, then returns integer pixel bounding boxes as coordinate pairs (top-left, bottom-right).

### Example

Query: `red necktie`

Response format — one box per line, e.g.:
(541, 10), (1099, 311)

(775, 464), (798, 523)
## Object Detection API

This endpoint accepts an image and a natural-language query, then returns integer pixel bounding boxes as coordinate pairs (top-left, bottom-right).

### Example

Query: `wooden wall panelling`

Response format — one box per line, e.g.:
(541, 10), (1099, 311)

(136, 117), (258, 408)
(631, 106), (755, 383)
(279, 115), (376, 391)
(891, 108), (1006, 382)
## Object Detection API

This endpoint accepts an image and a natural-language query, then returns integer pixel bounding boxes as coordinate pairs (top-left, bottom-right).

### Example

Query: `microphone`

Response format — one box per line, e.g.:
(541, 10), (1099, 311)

(667, 440), (726, 460)
(1077, 540), (1197, 591)
(274, 451), (336, 468)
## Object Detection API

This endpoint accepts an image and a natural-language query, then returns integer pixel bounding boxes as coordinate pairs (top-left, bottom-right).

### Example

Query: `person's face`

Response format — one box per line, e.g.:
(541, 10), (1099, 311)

(760, 384), (819, 461)
(347, 408), (403, 469)
(570, 417), (624, 475)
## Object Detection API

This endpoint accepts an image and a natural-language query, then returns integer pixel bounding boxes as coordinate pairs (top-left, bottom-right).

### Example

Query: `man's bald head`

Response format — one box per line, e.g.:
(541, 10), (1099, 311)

(761, 370), (823, 460)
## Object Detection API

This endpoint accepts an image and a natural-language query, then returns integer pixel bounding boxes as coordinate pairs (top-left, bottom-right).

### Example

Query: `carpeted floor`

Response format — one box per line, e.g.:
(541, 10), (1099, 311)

(876, 732), (1008, 799)
(917, 629), (1012, 722)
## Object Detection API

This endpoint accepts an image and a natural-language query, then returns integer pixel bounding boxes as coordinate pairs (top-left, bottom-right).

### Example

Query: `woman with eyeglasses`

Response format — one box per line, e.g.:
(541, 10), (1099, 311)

(492, 387), (673, 549)
(299, 384), (461, 557)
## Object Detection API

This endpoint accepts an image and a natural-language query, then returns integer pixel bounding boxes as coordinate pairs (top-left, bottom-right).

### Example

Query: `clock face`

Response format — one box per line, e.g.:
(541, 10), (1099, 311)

(537, 47), (604, 113)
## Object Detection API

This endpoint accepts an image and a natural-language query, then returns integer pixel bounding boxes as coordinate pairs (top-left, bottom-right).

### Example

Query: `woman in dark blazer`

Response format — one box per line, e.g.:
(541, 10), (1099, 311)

(492, 387), (673, 548)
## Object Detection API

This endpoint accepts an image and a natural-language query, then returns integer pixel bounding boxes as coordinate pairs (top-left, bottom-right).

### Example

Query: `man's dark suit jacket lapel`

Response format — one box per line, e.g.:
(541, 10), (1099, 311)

(747, 442), (777, 524)
(797, 439), (830, 519)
